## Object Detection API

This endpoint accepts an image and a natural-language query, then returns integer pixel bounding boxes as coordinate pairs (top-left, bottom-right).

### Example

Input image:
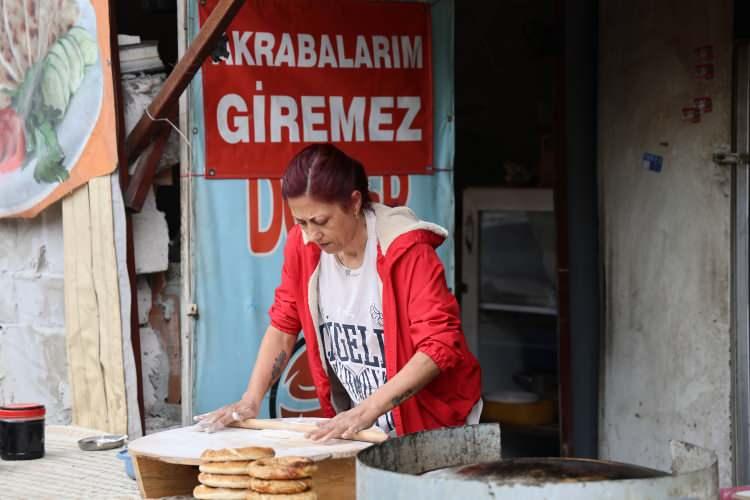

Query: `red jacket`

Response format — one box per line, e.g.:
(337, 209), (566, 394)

(269, 204), (482, 436)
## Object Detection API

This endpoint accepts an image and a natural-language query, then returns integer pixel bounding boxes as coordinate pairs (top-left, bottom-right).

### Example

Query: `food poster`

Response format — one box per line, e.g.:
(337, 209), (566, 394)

(0, 0), (118, 218)
(188, 0), (455, 418)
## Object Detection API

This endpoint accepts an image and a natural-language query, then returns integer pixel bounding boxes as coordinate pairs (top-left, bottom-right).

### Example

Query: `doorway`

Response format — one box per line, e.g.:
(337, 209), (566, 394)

(115, 0), (183, 433)
(455, 0), (562, 458)
(455, 0), (600, 458)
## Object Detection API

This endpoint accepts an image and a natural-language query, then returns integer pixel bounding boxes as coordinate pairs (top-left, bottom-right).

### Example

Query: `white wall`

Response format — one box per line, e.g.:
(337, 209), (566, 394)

(599, 0), (733, 486)
(0, 181), (170, 434)
(0, 204), (71, 423)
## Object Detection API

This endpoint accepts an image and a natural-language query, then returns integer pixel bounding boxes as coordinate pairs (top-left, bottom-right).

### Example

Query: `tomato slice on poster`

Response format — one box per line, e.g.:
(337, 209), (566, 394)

(0, 108), (25, 174)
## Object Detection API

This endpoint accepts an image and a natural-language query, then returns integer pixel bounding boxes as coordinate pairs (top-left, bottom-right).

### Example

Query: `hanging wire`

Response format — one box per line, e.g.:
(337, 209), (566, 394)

(145, 108), (193, 150)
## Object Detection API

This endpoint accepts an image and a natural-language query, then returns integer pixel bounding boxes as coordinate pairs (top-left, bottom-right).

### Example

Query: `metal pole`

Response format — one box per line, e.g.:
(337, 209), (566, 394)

(733, 40), (750, 486)
(178, 0), (195, 427)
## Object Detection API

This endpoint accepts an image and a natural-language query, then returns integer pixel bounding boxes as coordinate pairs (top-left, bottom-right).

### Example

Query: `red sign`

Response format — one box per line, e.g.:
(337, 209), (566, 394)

(199, 0), (433, 178)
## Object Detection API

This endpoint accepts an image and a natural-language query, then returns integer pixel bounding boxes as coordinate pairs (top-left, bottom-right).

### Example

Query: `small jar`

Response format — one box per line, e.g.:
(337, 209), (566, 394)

(0, 403), (45, 460)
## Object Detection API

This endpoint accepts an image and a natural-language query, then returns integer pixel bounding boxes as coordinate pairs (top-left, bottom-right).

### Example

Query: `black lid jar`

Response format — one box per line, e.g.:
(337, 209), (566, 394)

(0, 403), (45, 460)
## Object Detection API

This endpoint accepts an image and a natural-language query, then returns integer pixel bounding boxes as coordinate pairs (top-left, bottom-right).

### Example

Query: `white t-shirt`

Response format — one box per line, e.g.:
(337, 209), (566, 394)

(318, 210), (395, 433)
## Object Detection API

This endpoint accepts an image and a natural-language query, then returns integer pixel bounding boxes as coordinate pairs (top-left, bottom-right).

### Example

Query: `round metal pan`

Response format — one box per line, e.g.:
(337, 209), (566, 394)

(77, 434), (128, 451)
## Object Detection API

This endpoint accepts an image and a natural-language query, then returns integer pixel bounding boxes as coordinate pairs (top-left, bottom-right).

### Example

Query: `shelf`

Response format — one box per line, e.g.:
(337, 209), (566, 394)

(479, 302), (557, 316)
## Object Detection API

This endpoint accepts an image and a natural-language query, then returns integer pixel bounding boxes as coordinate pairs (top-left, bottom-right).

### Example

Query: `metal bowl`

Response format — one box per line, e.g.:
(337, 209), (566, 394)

(77, 434), (127, 451)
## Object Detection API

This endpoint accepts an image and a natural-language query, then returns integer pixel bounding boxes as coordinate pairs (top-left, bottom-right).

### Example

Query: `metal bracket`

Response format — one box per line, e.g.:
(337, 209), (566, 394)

(712, 151), (750, 166)
(187, 303), (199, 317)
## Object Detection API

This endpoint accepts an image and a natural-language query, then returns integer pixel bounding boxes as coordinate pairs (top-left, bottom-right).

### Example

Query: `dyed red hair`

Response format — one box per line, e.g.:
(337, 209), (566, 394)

(281, 144), (371, 212)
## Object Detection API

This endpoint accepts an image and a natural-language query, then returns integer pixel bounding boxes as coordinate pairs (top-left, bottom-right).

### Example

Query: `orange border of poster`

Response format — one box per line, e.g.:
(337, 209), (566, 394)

(9, 0), (118, 218)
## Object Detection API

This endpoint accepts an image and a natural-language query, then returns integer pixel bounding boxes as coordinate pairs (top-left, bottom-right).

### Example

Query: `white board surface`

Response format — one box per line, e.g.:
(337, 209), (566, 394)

(128, 419), (372, 465)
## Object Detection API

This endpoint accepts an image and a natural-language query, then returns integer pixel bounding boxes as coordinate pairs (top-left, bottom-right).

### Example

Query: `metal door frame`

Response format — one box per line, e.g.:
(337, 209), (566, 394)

(733, 40), (750, 485)
(178, 0), (195, 426)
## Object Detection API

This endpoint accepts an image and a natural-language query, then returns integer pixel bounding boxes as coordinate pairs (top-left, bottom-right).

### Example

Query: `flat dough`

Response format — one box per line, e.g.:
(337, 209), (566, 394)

(201, 446), (275, 462)
(245, 491), (318, 500)
(193, 484), (249, 500)
(199, 472), (253, 489)
(250, 477), (312, 494)
(200, 461), (254, 474)
(247, 457), (317, 480)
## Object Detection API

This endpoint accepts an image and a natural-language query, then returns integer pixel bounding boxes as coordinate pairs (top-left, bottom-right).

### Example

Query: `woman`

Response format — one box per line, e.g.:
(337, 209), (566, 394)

(196, 144), (481, 441)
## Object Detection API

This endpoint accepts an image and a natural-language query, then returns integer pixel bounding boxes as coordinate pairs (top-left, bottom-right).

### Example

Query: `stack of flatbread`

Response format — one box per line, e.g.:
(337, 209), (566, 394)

(246, 457), (319, 500)
(193, 446), (275, 500)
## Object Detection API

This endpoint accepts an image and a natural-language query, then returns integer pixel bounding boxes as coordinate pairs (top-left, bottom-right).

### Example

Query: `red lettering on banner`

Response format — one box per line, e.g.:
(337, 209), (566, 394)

(370, 176), (410, 207)
(248, 179), (287, 255)
(199, 0), (433, 178)
(383, 176), (410, 206)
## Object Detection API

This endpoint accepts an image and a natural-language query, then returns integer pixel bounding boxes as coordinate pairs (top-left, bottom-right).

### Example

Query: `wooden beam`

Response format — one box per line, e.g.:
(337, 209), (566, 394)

(62, 177), (129, 435)
(125, 126), (171, 212)
(124, 0), (246, 162)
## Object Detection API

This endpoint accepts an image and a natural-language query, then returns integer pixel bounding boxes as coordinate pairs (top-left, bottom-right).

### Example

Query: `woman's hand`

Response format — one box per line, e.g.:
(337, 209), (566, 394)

(306, 352), (440, 442)
(194, 398), (259, 433)
(305, 402), (380, 442)
(195, 325), (296, 433)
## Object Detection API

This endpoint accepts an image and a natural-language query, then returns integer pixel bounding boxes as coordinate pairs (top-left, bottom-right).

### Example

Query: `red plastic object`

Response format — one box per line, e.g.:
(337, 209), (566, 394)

(681, 107), (701, 123)
(0, 403), (46, 420)
(695, 63), (715, 80)
(720, 486), (750, 499)
(694, 96), (713, 113)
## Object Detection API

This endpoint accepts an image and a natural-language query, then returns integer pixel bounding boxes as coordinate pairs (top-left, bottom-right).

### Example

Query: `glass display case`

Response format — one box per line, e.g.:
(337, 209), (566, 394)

(461, 187), (559, 456)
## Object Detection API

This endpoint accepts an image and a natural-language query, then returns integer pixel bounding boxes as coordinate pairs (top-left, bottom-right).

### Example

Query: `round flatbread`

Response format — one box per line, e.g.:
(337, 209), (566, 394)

(193, 484), (249, 500)
(200, 461), (253, 474)
(245, 491), (317, 500)
(249, 477), (312, 494)
(199, 473), (253, 489)
(247, 457), (317, 480)
(201, 446), (275, 462)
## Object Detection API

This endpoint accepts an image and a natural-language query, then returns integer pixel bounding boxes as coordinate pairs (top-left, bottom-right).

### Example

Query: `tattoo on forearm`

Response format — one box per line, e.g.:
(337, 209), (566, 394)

(391, 388), (416, 408)
(268, 351), (287, 390)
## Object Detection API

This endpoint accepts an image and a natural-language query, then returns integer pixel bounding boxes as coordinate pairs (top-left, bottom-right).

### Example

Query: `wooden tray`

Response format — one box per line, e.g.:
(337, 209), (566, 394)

(128, 419), (373, 499)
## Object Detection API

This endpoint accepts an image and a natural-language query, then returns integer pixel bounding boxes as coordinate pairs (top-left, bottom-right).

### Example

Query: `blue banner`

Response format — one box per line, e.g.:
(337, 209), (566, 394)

(189, 0), (455, 417)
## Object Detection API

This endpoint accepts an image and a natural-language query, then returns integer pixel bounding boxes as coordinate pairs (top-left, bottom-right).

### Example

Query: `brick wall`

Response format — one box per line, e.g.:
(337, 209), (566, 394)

(0, 203), (71, 423)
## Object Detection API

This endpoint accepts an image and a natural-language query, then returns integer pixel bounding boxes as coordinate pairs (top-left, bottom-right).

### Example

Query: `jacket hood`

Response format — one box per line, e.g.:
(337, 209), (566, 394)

(299, 202), (448, 257)
(370, 203), (448, 256)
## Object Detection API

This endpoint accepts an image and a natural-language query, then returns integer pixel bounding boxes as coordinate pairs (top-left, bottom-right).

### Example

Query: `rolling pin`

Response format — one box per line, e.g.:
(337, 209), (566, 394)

(230, 418), (388, 444)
